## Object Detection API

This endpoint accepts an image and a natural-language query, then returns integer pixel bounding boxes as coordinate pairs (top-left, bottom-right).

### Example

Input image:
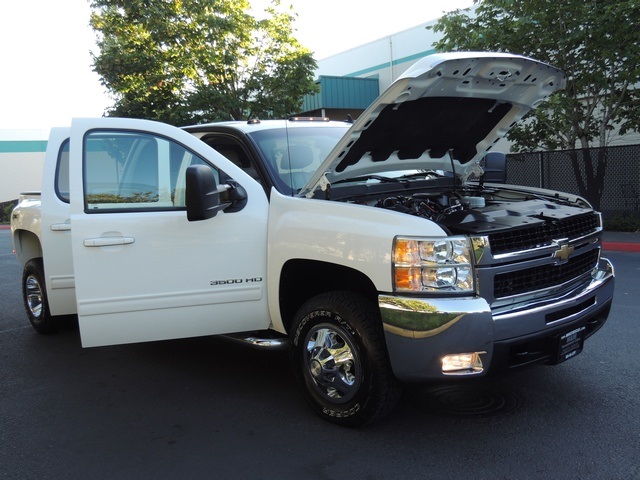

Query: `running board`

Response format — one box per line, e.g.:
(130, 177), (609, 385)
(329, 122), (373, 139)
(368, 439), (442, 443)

(219, 331), (289, 351)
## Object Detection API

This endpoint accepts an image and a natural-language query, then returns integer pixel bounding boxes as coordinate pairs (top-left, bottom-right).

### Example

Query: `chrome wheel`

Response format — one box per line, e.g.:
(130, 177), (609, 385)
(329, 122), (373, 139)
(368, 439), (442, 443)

(25, 274), (44, 318)
(22, 258), (58, 334)
(303, 323), (361, 403)
(291, 291), (401, 427)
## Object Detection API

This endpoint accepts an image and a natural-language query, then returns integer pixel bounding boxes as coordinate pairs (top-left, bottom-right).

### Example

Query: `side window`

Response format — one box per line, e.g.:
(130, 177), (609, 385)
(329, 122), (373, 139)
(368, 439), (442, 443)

(200, 135), (263, 185)
(55, 139), (70, 203)
(83, 131), (219, 212)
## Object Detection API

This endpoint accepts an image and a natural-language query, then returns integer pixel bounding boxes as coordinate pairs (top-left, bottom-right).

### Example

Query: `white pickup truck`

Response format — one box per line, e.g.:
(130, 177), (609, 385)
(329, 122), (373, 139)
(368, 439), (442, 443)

(11, 52), (615, 426)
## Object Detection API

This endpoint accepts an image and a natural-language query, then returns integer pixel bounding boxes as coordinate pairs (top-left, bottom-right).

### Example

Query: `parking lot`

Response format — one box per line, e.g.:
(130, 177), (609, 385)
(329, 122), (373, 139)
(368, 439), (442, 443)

(1, 228), (639, 479)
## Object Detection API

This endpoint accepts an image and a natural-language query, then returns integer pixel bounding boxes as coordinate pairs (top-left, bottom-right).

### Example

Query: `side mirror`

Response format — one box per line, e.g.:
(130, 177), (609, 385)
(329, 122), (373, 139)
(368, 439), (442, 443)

(185, 165), (248, 221)
(185, 165), (224, 221)
(224, 182), (248, 213)
(481, 152), (507, 184)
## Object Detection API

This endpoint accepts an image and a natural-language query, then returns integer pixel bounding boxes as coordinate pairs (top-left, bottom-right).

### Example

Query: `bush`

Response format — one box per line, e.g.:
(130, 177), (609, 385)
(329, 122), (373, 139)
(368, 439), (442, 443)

(604, 214), (640, 232)
(0, 200), (17, 224)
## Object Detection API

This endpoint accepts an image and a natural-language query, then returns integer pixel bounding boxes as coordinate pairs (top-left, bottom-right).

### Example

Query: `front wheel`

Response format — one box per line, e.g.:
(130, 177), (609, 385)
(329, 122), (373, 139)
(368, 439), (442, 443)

(22, 258), (58, 334)
(290, 291), (401, 427)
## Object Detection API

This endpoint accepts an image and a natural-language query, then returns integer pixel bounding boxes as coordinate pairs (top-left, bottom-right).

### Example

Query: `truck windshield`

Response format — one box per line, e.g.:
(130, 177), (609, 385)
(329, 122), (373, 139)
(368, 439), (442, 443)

(247, 126), (347, 194)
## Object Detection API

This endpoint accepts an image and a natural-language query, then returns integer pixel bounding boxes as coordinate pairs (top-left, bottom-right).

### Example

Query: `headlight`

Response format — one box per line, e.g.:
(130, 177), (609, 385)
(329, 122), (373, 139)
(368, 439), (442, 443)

(393, 236), (475, 293)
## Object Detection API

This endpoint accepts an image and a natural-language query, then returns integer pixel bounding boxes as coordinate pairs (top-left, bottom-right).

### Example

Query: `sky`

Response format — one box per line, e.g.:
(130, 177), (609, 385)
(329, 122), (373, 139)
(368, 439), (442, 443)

(0, 0), (473, 135)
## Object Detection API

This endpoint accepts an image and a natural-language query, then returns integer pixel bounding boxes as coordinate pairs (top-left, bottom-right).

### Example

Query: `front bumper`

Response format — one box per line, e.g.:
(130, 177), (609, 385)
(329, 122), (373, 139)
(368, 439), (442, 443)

(380, 257), (615, 382)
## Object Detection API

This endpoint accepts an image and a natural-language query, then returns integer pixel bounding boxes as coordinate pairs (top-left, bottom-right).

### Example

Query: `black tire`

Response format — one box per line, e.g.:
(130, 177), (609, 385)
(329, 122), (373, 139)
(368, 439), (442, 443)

(290, 291), (401, 427)
(22, 258), (58, 334)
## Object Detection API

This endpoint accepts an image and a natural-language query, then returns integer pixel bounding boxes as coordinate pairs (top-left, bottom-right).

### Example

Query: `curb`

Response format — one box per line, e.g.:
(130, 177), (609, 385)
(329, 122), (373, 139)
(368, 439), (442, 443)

(602, 241), (640, 253)
(0, 225), (10, 230)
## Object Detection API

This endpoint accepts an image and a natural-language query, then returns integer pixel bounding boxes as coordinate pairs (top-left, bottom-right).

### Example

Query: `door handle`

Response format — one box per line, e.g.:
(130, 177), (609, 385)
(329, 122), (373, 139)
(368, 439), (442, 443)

(83, 236), (135, 247)
(50, 222), (71, 231)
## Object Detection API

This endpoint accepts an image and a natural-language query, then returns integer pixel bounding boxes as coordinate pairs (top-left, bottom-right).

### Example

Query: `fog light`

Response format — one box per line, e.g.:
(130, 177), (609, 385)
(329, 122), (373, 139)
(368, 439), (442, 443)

(442, 352), (485, 375)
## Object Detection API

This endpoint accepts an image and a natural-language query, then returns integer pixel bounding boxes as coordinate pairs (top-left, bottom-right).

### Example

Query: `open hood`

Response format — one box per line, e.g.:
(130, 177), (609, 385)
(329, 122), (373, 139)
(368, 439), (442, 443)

(299, 52), (565, 198)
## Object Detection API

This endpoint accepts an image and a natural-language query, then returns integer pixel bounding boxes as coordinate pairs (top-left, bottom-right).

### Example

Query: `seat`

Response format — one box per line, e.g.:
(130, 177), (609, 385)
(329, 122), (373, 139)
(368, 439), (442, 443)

(215, 146), (261, 182)
(216, 146), (241, 168)
(481, 152), (507, 183)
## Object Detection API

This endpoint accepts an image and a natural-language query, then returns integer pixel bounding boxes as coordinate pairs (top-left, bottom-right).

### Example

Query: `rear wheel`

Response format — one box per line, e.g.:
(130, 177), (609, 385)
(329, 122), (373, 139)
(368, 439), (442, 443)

(22, 258), (58, 334)
(290, 291), (401, 427)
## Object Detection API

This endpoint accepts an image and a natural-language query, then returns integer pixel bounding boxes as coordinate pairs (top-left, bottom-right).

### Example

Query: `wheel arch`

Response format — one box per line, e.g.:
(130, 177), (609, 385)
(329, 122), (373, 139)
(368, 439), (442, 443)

(13, 229), (43, 267)
(279, 259), (378, 334)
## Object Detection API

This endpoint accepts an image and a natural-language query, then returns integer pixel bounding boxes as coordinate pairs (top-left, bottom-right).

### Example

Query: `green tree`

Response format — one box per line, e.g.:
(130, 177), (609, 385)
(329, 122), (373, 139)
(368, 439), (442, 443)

(0, 200), (17, 224)
(90, 0), (318, 125)
(431, 0), (640, 209)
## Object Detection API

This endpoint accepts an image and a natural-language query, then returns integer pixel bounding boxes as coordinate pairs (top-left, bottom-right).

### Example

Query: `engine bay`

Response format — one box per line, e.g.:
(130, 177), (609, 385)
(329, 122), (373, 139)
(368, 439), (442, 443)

(347, 185), (592, 236)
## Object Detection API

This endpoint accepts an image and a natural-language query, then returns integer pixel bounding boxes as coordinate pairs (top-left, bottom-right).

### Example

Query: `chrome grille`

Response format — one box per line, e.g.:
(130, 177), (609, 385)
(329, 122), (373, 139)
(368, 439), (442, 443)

(488, 213), (599, 255)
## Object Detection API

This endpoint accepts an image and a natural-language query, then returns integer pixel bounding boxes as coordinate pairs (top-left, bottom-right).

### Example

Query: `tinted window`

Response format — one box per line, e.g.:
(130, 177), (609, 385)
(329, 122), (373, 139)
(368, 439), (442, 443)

(248, 126), (346, 193)
(55, 139), (70, 203)
(83, 131), (218, 212)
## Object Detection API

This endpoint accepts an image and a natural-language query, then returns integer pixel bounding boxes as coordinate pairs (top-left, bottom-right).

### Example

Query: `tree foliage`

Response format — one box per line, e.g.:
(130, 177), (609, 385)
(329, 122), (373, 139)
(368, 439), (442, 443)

(90, 0), (318, 125)
(0, 200), (17, 224)
(431, 0), (640, 151)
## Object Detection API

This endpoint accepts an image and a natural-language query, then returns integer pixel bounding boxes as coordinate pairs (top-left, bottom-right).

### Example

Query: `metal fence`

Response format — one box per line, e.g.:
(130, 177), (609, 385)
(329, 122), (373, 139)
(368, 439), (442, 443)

(506, 144), (640, 217)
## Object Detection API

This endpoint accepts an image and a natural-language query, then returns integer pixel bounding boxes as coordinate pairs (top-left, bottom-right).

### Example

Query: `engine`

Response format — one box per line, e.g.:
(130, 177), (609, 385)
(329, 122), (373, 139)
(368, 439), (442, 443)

(374, 192), (484, 222)
(372, 188), (591, 236)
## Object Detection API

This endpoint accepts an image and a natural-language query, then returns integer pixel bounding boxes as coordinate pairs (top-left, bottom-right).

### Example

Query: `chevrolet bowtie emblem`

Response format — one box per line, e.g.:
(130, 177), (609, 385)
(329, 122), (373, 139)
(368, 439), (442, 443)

(553, 243), (574, 262)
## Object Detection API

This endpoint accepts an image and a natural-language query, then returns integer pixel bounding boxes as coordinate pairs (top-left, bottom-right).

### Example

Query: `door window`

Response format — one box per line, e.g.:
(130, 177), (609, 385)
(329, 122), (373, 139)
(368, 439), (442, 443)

(55, 139), (70, 203)
(83, 131), (218, 212)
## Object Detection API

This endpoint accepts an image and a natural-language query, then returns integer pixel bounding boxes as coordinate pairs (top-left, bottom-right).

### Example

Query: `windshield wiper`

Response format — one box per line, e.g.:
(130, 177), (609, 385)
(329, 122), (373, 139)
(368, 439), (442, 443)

(332, 174), (401, 185)
(397, 170), (452, 180)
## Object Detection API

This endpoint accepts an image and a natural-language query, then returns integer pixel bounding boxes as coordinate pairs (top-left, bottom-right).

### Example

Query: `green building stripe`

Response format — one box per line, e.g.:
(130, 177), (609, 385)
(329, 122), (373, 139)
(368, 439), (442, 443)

(0, 140), (48, 153)
(342, 48), (437, 78)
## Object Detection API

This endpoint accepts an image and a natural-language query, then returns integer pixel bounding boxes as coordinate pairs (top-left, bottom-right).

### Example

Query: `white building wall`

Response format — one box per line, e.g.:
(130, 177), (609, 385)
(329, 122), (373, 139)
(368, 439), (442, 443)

(317, 18), (442, 90)
(608, 130), (640, 147)
(0, 130), (47, 203)
(0, 152), (45, 202)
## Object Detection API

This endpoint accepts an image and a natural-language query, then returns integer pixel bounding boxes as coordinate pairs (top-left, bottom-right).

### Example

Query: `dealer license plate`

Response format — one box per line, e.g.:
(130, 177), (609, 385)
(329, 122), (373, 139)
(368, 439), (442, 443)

(556, 326), (586, 363)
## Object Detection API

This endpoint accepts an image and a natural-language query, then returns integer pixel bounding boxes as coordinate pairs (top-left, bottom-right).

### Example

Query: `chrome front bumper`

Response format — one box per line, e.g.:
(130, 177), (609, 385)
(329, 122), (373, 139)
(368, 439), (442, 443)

(380, 257), (615, 382)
